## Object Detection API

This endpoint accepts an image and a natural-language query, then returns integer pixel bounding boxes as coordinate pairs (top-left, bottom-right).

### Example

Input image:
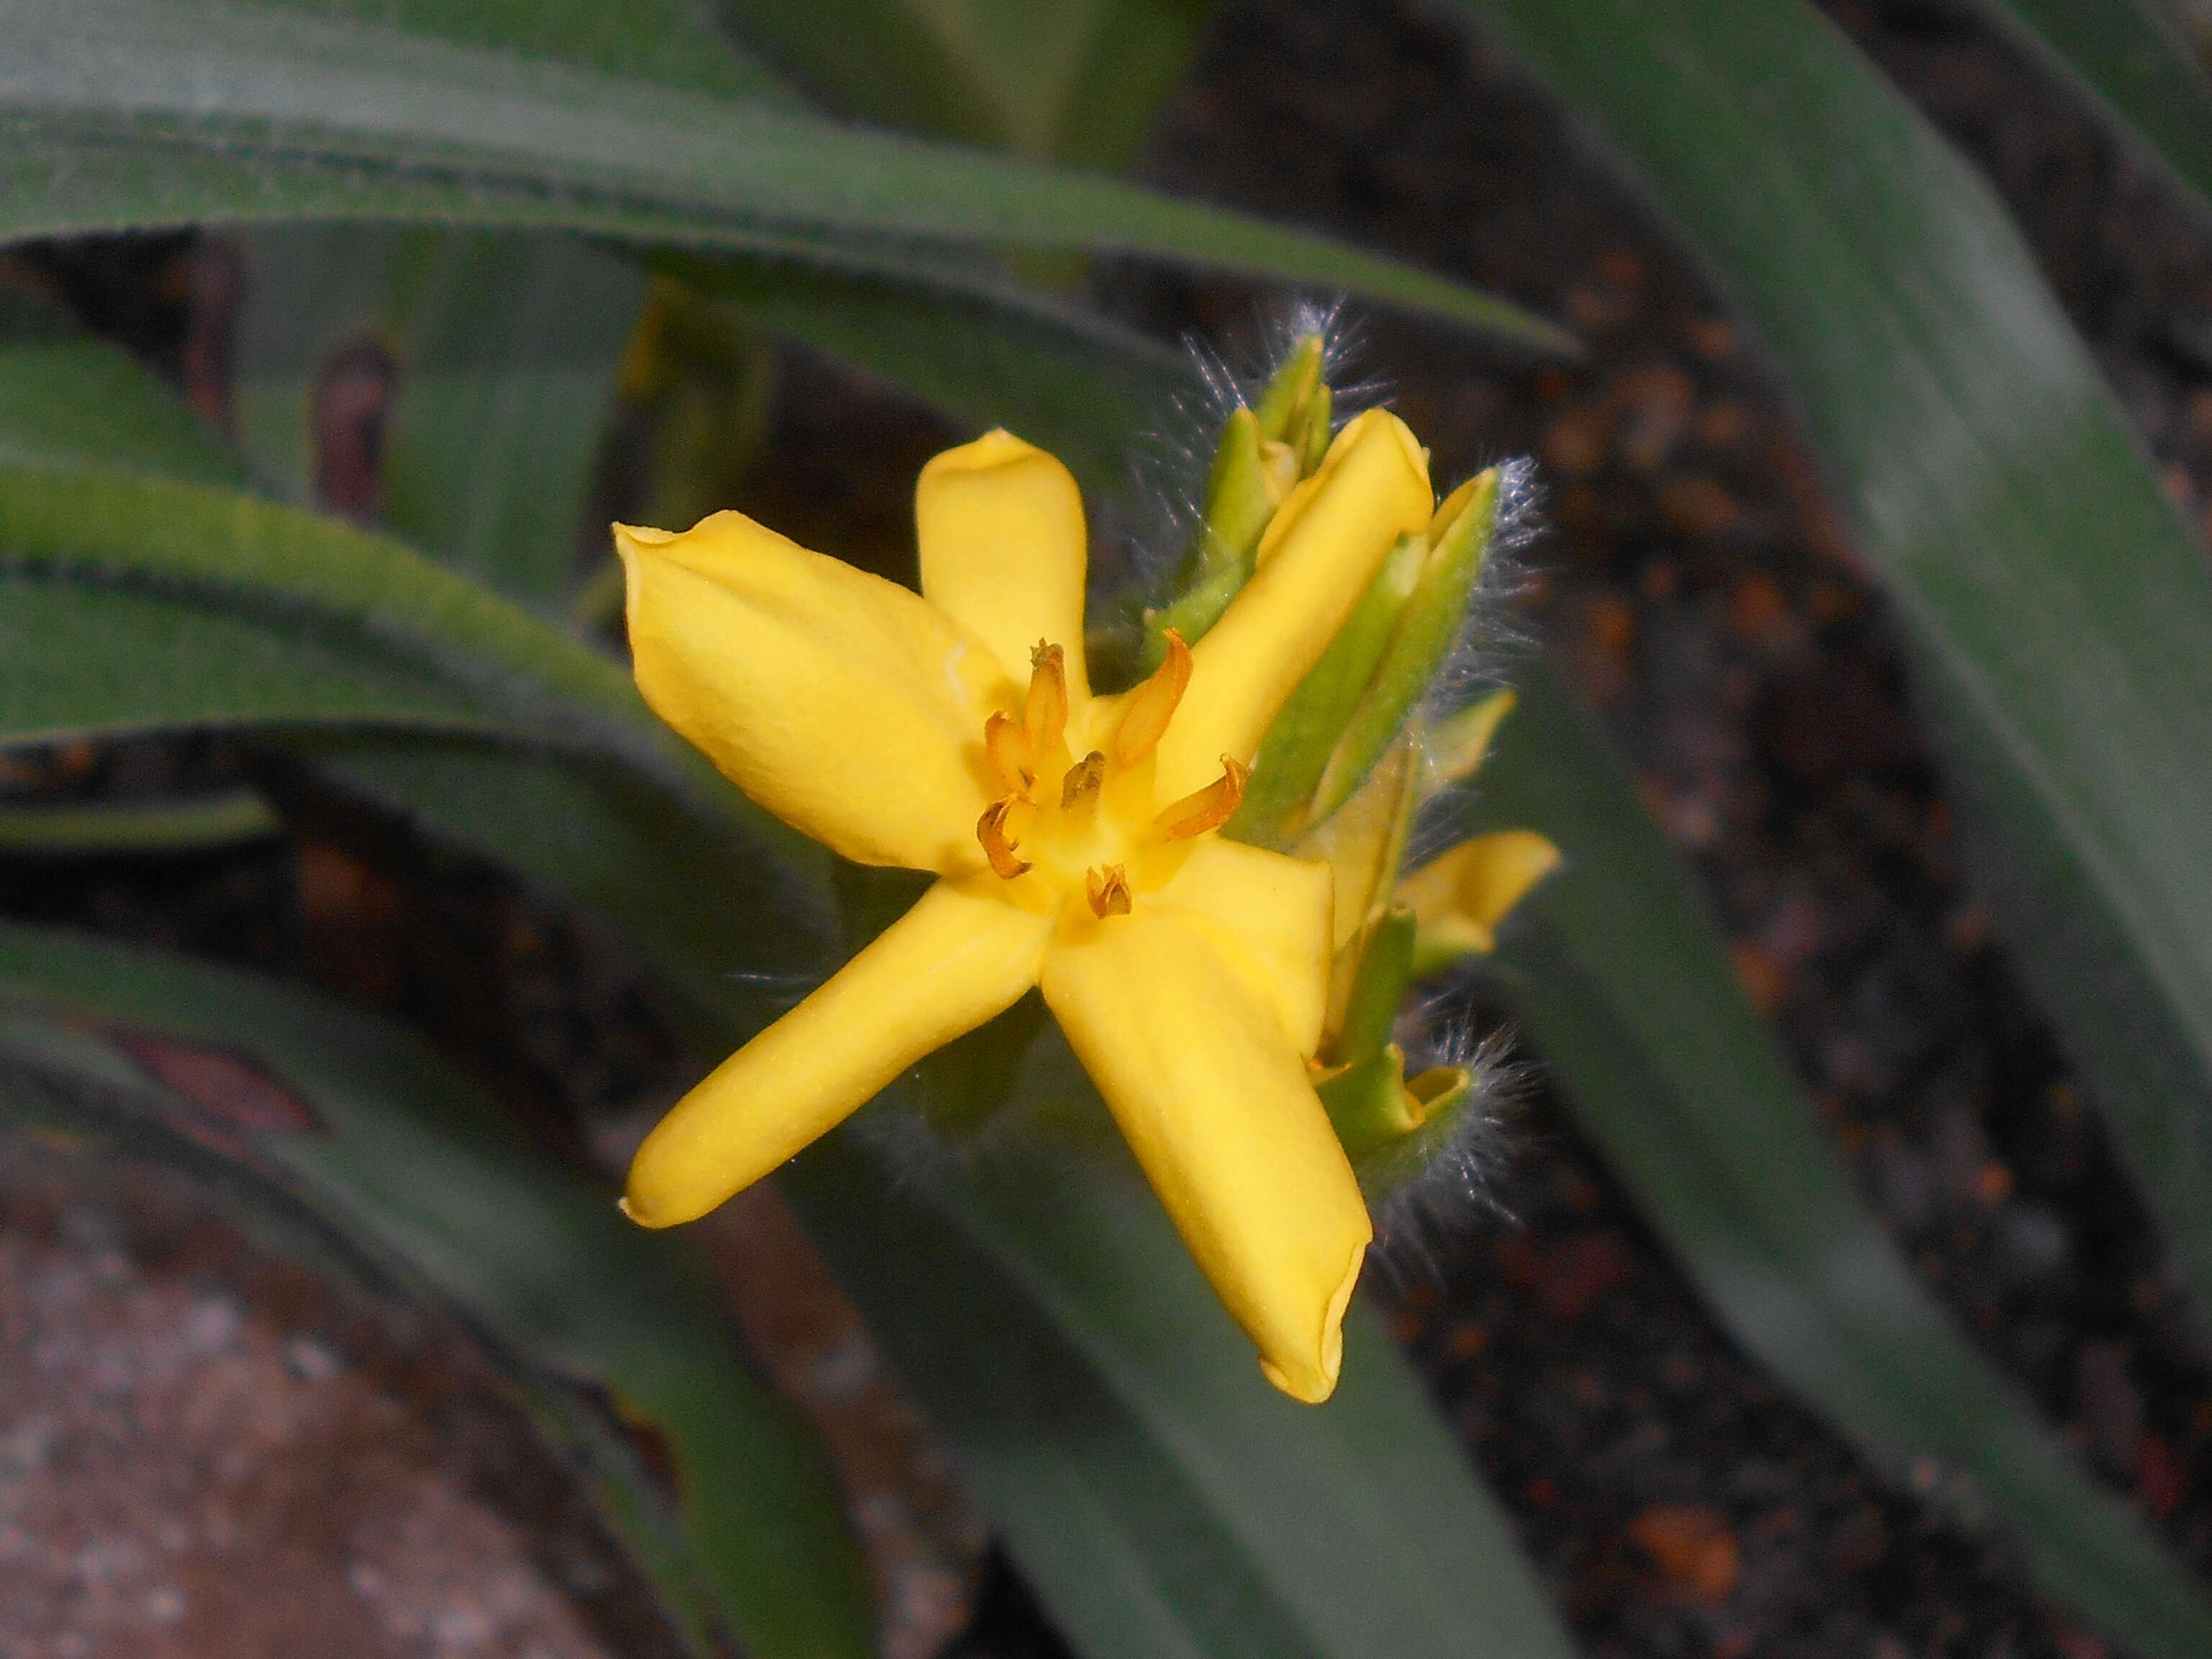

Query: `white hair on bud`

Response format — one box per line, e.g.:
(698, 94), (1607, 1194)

(1095, 296), (1382, 628)
(1362, 1010), (1529, 1285)
(1418, 454), (1545, 723)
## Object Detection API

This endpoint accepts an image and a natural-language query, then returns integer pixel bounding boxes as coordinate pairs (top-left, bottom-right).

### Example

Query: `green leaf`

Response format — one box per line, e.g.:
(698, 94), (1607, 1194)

(1449, 660), (2212, 1659)
(0, 327), (832, 956)
(0, 454), (719, 783)
(787, 1094), (1575, 1659)
(680, 253), (1195, 499)
(231, 225), (647, 605)
(0, 786), (282, 853)
(0, 575), (508, 746)
(724, 0), (1217, 168)
(0, 0), (1572, 351)
(0, 920), (876, 1659)
(1460, 0), (2212, 1514)
(258, 0), (794, 103)
(1968, 0), (2212, 222)
(0, 333), (243, 485)
(0, 331), (641, 745)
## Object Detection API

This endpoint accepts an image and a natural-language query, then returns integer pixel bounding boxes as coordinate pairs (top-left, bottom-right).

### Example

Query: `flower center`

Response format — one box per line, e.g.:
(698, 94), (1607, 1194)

(975, 631), (1246, 918)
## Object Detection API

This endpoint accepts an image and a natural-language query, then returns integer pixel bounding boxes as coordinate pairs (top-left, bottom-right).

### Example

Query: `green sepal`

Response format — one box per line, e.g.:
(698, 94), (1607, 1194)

(1295, 380), (1334, 475)
(1421, 687), (1517, 801)
(1140, 405), (1286, 670)
(1138, 333), (1341, 673)
(1253, 333), (1325, 444)
(1409, 924), (1482, 985)
(1318, 1042), (1419, 1161)
(1330, 905), (1419, 1069)
(1231, 533), (1428, 845)
(1310, 468), (1501, 823)
(1349, 1063), (1481, 1200)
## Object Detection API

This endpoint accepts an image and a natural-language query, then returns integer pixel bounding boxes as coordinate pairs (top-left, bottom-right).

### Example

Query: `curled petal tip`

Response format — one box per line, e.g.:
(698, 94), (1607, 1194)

(616, 1188), (681, 1231)
(1259, 1233), (1367, 1404)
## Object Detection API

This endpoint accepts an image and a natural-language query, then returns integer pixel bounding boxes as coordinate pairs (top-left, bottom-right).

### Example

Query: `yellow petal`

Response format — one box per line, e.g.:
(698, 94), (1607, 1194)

(917, 430), (1093, 700)
(625, 876), (1051, 1228)
(1420, 688), (1516, 799)
(1295, 732), (1423, 954)
(1153, 409), (1431, 800)
(618, 514), (1013, 874)
(1398, 830), (1563, 959)
(1148, 837), (1334, 1056)
(1040, 910), (1372, 1403)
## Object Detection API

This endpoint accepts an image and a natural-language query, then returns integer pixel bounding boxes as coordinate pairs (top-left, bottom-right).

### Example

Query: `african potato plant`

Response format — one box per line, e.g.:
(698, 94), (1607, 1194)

(4, 2), (2212, 1657)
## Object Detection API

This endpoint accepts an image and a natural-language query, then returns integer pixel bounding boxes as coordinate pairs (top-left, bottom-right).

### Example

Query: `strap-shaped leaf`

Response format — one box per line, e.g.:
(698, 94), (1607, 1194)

(1967, 0), (2212, 223)
(0, 329), (834, 931)
(725, 0), (1215, 168)
(1460, 0), (2212, 1442)
(0, 575), (508, 745)
(0, 788), (281, 854)
(269, 0), (795, 102)
(686, 254), (1196, 500)
(0, 0), (1570, 351)
(0, 921), (876, 1659)
(1450, 661), (2212, 1659)
(788, 1113), (1575, 1659)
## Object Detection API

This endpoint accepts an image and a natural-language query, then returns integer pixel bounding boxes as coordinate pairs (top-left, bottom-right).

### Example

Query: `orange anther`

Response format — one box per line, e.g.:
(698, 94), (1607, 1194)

(1113, 628), (1191, 768)
(1025, 642), (1069, 757)
(976, 796), (1032, 879)
(984, 711), (1035, 798)
(1154, 754), (1249, 840)
(1085, 864), (1133, 918)
(1060, 749), (1106, 810)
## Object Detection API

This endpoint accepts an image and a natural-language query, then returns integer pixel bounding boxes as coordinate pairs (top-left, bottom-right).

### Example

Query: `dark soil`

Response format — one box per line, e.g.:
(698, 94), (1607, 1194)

(6, 0), (2212, 1656)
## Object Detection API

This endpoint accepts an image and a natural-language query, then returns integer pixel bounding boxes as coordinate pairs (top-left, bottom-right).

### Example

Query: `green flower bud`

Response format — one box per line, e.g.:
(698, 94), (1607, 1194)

(1253, 332), (1326, 446)
(1231, 532), (1427, 844)
(1339, 1056), (1484, 1200)
(1140, 405), (1296, 670)
(1307, 467), (1501, 823)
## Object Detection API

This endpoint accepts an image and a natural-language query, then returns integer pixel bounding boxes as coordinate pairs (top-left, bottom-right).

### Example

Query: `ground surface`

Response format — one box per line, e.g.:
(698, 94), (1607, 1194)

(5, 1), (2212, 1656)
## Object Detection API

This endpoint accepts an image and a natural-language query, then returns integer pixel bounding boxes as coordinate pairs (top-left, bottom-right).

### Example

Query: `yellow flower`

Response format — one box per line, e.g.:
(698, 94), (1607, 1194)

(614, 410), (1433, 1403)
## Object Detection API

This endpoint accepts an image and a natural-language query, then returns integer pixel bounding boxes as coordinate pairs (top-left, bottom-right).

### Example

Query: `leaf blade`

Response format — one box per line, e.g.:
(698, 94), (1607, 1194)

(0, 0), (1570, 351)
(1458, 0), (2212, 1557)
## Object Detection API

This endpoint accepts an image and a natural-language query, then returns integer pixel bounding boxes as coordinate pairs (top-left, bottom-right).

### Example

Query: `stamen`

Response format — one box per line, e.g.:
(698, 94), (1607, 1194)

(976, 796), (1032, 879)
(1154, 754), (1249, 840)
(984, 711), (1035, 798)
(1025, 642), (1069, 756)
(1060, 749), (1106, 810)
(1113, 627), (1191, 768)
(1085, 864), (1133, 918)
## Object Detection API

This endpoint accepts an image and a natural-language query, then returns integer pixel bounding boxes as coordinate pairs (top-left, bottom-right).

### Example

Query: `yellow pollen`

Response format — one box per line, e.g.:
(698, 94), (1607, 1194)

(984, 710), (1035, 799)
(1060, 749), (1106, 810)
(1156, 755), (1249, 840)
(1085, 864), (1133, 918)
(976, 796), (1031, 878)
(1025, 642), (1069, 756)
(1114, 628), (1191, 768)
